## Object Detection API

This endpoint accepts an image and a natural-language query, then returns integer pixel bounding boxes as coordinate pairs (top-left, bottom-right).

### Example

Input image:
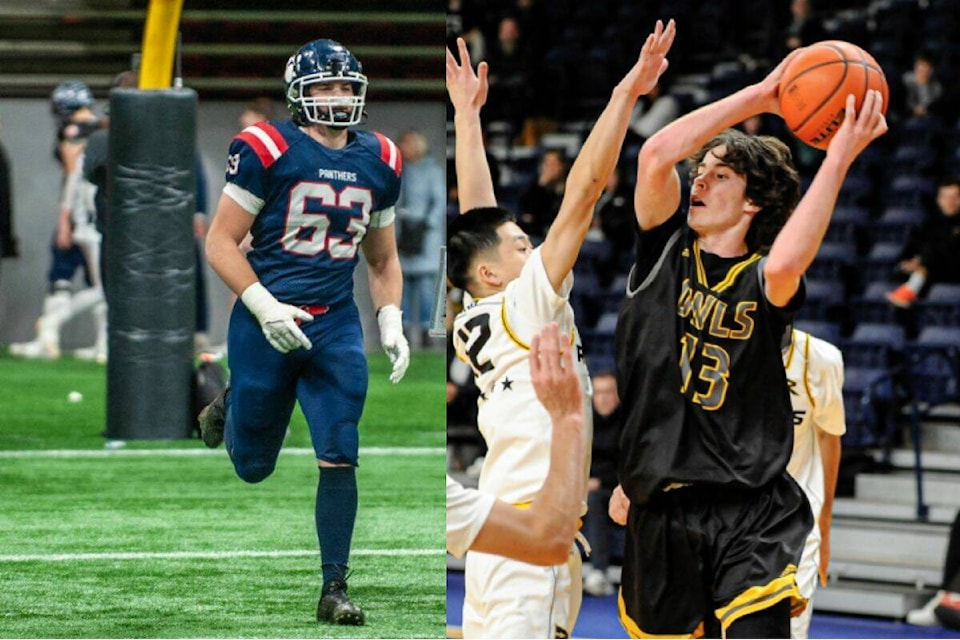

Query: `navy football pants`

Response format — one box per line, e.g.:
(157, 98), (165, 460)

(224, 298), (368, 482)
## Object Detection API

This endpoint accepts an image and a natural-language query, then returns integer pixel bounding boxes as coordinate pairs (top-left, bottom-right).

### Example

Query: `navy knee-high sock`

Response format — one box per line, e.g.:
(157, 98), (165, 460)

(316, 466), (358, 587)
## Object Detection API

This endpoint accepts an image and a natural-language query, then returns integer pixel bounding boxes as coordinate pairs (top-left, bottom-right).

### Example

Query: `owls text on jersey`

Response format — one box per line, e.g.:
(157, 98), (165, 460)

(223, 120), (402, 306)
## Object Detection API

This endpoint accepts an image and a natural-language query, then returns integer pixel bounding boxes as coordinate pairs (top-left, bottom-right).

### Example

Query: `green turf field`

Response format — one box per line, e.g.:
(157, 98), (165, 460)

(0, 351), (446, 638)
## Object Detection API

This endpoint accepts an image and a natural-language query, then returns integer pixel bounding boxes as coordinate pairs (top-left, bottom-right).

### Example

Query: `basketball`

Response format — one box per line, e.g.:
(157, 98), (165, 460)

(778, 41), (888, 150)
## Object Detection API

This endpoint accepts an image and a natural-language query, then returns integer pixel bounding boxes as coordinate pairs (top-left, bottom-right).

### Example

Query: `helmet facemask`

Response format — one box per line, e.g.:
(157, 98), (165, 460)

(287, 72), (367, 128)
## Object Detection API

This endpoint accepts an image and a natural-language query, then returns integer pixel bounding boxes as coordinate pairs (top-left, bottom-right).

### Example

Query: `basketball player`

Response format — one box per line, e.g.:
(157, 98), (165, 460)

(782, 327), (845, 638)
(610, 326), (845, 639)
(447, 323), (585, 565)
(613, 43), (886, 637)
(447, 21), (675, 638)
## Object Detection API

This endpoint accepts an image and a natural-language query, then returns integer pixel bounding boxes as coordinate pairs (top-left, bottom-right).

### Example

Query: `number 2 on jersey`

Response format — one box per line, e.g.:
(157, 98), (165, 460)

(679, 332), (731, 411)
(282, 182), (373, 259)
(457, 313), (493, 375)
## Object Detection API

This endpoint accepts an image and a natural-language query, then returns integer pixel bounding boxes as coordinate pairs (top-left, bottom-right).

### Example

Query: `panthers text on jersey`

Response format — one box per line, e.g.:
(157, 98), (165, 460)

(224, 120), (401, 306)
(451, 247), (592, 506)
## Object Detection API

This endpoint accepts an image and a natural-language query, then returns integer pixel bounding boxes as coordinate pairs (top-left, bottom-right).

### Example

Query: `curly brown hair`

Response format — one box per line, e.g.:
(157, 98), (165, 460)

(688, 129), (800, 254)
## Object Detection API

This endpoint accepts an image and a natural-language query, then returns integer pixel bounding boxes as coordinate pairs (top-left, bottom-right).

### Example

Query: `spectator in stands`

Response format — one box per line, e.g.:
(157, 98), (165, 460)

(594, 166), (635, 271)
(396, 129), (445, 345)
(902, 50), (943, 119)
(780, 0), (825, 56)
(484, 16), (533, 134)
(582, 370), (623, 597)
(907, 509), (960, 629)
(0, 114), (18, 273)
(886, 177), (960, 308)
(628, 79), (680, 145)
(238, 97), (279, 130)
(518, 148), (567, 236)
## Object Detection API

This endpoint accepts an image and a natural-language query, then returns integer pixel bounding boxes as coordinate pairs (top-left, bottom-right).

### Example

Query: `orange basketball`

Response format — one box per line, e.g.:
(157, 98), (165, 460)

(778, 41), (888, 150)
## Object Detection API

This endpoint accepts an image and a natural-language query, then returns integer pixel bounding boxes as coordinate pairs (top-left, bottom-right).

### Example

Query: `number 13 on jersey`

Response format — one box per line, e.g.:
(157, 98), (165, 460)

(679, 332), (731, 411)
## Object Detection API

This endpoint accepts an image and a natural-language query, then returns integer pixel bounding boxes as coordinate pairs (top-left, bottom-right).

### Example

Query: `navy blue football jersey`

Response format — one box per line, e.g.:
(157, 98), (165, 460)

(224, 120), (402, 306)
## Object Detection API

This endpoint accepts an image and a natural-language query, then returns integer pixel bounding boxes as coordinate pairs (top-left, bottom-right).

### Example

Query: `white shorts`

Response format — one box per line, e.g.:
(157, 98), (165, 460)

(791, 524), (821, 639)
(463, 547), (582, 638)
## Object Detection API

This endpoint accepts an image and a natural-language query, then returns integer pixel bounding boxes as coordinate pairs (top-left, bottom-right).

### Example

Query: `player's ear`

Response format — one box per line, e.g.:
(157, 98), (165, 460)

(743, 199), (761, 216)
(477, 262), (502, 288)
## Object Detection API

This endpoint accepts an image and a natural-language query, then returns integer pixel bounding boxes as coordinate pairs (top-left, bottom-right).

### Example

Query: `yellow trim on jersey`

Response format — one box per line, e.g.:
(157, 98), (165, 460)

(617, 590), (704, 639)
(802, 331), (816, 410)
(784, 329), (797, 369)
(692, 241), (762, 293)
(714, 566), (807, 633)
(501, 300), (531, 351)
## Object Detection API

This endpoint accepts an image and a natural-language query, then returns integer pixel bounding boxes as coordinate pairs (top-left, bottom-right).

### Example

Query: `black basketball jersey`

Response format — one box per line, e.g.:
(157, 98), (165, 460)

(615, 211), (801, 504)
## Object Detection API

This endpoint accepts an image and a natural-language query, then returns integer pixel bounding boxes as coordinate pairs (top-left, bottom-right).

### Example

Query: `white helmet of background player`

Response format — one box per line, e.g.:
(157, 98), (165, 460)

(50, 80), (94, 124)
(284, 39), (367, 128)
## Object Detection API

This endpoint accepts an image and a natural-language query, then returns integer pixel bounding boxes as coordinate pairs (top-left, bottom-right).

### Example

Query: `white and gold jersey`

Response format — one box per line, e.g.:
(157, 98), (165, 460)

(783, 328), (846, 520)
(446, 475), (496, 559)
(452, 247), (592, 506)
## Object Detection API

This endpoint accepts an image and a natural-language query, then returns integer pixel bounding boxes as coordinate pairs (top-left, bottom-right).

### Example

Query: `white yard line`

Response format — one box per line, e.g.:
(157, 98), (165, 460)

(0, 446), (444, 459)
(0, 548), (444, 562)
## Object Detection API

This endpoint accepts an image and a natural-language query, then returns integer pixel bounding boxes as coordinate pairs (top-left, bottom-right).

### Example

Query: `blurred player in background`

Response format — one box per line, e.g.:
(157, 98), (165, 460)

(447, 322), (585, 564)
(782, 327), (844, 638)
(613, 45), (886, 636)
(447, 20), (675, 637)
(200, 39), (409, 626)
(11, 80), (105, 360)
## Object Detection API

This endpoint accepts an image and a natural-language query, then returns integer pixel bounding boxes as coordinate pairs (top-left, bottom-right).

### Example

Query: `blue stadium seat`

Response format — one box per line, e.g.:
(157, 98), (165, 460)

(842, 365), (896, 448)
(860, 242), (901, 286)
(807, 241), (855, 290)
(793, 319), (842, 345)
(581, 311), (618, 358)
(850, 281), (898, 325)
(907, 326), (960, 406)
(916, 284), (960, 328)
(840, 322), (905, 369)
(826, 205), (870, 244)
(871, 206), (926, 244)
(801, 279), (845, 321)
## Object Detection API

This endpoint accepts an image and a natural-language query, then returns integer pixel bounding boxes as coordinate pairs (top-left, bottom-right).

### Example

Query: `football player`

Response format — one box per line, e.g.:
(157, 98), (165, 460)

(11, 80), (106, 360)
(200, 39), (409, 626)
(447, 21), (675, 638)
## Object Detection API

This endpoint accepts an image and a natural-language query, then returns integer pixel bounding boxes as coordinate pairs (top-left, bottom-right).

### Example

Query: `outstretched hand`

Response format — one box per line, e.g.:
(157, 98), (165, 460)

(446, 37), (489, 115)
(620, 19), (677, 99)
(826, 90), (888, 162)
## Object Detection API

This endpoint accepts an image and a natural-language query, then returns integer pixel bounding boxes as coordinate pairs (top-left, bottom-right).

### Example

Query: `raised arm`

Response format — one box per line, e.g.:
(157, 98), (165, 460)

(764, 91), (887, 306)
(446, 38), (496, 211)
(539, 19), (676, 290)
(634, 49), (803, 230)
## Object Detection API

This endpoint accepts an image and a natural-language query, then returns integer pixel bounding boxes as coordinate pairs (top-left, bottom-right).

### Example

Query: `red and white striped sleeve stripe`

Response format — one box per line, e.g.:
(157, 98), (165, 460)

(235, 122), (289, 169)
(373, 132), (402, 176)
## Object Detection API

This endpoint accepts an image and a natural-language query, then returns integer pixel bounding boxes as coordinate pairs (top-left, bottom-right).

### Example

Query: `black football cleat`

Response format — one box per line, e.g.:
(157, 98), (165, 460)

(316, 578), (365, 625)
(198, 387), (228, 448)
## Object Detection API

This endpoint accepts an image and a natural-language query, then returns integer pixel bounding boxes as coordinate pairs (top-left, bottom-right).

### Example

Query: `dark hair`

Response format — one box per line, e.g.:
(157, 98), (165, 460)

(688, 129), (800, 253)
(938, 176), (960, 190)
(448, 207), (516, 292)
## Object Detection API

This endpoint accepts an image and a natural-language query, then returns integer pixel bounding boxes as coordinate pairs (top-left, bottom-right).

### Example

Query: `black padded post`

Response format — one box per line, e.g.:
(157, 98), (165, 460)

(105, 88), (196, 439)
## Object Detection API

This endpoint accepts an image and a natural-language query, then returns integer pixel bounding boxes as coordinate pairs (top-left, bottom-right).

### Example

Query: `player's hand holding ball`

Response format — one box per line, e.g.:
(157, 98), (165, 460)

(241, 282), (314, 354)
(377, 304), (410, 384)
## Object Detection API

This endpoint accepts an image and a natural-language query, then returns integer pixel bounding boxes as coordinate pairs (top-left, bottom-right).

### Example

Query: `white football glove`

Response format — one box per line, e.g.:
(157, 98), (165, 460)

(240, 282), (313, 354)
(377, 304), (410, 384)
